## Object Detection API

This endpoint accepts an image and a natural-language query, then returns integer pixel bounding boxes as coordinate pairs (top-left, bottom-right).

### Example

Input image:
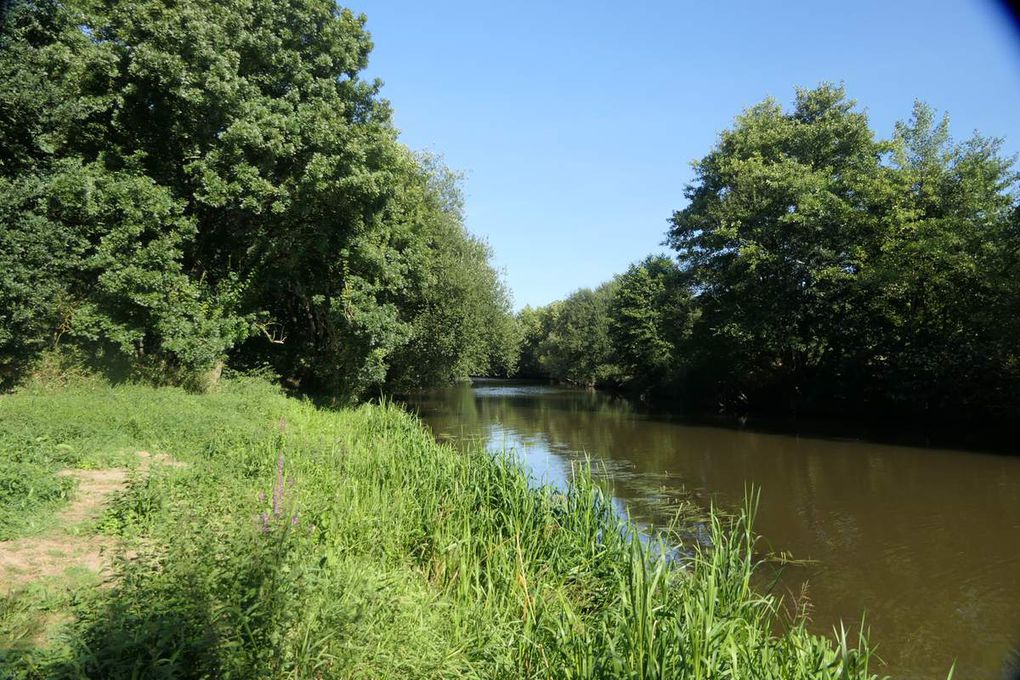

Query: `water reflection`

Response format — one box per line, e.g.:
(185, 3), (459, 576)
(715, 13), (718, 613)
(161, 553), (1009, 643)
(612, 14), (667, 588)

(403, 379), (1020, 680)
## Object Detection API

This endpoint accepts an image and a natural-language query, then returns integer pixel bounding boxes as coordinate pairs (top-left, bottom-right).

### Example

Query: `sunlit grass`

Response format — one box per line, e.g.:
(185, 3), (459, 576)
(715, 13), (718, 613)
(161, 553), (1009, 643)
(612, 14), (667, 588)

(1, 377), (884, 678)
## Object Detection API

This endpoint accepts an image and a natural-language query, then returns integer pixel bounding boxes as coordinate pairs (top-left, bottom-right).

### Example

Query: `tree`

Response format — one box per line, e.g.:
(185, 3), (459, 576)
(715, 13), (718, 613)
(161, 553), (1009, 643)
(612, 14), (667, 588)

(0, 0), (516, 397)
(511, 85), (1018, 421)
(668, 84), (883, 409)
(515, 304), (558, 378)
(539, 284), (622, 387)
(864, 102), (1020, 414)
(668, 85), (1019, 417)
(608, 255), (695, 392)
(385, 155), (519, 388)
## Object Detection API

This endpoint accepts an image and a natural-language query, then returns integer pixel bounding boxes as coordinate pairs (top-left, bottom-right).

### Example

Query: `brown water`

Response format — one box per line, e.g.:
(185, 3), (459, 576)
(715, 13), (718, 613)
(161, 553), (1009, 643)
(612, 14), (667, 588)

(403, 379), (1020, 680)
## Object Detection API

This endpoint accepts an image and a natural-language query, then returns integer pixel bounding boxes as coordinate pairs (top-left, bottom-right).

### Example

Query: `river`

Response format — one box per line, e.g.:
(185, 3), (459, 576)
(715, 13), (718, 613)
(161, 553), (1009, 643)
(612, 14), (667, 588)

(402, 379), (1020, 680)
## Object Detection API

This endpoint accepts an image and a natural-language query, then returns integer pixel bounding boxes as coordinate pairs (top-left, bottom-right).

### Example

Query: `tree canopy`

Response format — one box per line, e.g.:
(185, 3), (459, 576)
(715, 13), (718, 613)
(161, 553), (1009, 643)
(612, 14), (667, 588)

(520, 85), (1020, 422)
(0, 0), (517, 398)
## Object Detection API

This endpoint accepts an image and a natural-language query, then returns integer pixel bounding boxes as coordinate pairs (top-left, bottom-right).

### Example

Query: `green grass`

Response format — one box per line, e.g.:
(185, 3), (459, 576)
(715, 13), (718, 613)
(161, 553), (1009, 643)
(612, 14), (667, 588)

(1, 377), (883, 678)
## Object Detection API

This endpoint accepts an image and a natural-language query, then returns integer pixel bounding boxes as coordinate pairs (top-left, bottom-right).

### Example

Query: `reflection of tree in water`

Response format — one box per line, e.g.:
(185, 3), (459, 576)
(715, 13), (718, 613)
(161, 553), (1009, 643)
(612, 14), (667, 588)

(406, 382), (686, 516)
(401, 380), (1020, 680)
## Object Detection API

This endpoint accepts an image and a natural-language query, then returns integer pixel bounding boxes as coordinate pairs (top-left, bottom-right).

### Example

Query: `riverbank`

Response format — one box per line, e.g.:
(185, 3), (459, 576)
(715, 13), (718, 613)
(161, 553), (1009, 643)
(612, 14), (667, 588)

(409, 379), (1020, 679)
(1, 377), (881, 678)
(508, 375), (1020, 456)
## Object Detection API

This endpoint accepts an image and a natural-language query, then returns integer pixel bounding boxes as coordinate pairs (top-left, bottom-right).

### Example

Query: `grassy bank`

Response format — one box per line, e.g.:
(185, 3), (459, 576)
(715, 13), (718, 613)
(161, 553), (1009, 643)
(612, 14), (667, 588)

(1, 377), (880, 679)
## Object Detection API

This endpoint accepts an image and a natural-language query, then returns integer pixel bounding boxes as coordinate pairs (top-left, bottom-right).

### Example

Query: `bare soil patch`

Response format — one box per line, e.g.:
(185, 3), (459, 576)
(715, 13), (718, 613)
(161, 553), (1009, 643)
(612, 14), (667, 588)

(0, 451), (180, 593)
(54, 468), (129, 524)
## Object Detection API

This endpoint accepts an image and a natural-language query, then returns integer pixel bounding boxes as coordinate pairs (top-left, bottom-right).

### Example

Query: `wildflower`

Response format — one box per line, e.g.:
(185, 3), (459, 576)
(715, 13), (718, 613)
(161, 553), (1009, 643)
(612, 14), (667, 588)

(272, 454), (285, 517)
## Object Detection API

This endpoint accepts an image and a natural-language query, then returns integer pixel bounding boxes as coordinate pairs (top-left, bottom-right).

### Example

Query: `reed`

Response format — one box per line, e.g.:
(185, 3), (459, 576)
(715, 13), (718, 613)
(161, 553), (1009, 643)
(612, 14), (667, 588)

(1, 377), (886, 678)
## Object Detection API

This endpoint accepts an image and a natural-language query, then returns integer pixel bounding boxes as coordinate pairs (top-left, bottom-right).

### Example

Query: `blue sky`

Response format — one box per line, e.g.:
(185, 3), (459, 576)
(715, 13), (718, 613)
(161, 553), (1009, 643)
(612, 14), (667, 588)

(348, 0), (1020, 309)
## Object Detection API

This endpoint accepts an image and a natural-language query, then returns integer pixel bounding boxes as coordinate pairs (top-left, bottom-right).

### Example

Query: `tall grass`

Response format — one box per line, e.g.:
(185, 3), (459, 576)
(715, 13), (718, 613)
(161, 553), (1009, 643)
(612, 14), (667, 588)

(1, 377), (882, 678)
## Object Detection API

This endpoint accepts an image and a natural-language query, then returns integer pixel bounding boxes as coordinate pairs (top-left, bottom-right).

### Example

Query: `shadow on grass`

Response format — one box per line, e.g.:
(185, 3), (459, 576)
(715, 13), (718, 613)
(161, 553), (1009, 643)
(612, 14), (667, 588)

(42, 559), (227, 679)
(21, 521), (315, 680)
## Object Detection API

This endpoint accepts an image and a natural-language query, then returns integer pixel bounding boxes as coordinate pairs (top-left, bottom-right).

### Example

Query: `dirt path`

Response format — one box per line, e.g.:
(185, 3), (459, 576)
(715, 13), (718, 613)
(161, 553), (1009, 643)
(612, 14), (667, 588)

(0, 469), (127, 591)
(0, 451), (181, 593)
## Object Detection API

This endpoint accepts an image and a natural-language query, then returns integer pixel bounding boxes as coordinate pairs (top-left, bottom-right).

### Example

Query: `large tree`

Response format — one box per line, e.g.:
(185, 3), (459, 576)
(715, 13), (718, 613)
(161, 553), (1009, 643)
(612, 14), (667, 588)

(0, 0), (515, 397)
(667, 84), (889, 409)
(668, 84), (1019, 417)
(515, 303), (559, 379)
(385, 155), (519, 388)
(510, 85), (1018, 420)
(865, 102), (1020, 414)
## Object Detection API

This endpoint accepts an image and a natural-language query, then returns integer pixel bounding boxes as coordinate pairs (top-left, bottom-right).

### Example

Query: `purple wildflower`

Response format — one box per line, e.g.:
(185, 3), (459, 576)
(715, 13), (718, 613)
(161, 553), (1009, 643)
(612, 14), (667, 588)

(272, 454), (285, 517)
(259, 512), (270, 533)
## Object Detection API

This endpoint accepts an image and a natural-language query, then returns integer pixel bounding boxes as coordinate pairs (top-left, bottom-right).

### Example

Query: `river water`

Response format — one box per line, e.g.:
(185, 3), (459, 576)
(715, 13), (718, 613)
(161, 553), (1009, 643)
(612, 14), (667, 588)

(403, 379), (1020, 680)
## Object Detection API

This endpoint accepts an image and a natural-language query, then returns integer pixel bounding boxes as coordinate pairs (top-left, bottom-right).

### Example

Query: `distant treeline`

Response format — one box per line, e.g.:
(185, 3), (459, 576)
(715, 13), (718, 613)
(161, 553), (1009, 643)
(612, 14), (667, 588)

(0, 0), (519, 400)
(518, 85), (1020, 422)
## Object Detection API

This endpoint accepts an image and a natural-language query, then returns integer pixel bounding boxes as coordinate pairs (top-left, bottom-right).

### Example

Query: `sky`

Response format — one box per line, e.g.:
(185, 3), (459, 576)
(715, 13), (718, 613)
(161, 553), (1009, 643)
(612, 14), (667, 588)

(347, 0), (1020, 309)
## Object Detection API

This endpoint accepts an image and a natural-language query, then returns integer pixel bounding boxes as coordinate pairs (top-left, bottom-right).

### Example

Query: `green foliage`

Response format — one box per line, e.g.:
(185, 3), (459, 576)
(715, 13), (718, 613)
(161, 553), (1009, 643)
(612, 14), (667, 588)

(0, 0), (515, 396)
(55, 512), (318, 678)
(0, 160), (246, 380)
(668, 84), (892, 408)
(667, 85), (1019, 416)
(385, 155), (519, 388)
(0, 378), (882, 678)
(518, 84), (1019, 421)
(515, 303), (560, 378)
(865, 102), (1020, 413)
(0, 461), (75, 540)
(537, 284), (624, 387)
(516, 258), (696, 393)
(609, 256), (696, 392)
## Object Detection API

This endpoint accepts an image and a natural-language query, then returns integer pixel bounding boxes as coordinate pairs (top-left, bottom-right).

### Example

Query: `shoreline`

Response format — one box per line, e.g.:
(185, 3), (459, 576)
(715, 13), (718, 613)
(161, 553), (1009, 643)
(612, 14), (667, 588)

(466, 376), (1020, 456)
